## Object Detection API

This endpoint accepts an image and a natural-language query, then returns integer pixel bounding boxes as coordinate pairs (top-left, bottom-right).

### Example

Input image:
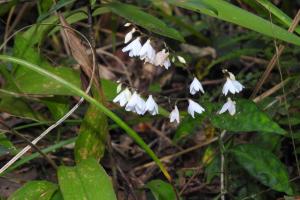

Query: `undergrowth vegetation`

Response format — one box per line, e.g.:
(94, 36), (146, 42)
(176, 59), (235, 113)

(1, 0), (300, 199)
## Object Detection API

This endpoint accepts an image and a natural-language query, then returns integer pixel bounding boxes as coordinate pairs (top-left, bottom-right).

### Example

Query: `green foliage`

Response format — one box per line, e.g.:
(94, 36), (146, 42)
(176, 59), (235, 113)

(58, 158), (117, 200)
(0, 133), (17, 156)
(210, 99), (286, 135)
(231, 144), (293, 195)
(168, 0), (300, 46)
(146, 180), (177, 200)
(8, 181), (58, 200)
(106, 2), (184, 41)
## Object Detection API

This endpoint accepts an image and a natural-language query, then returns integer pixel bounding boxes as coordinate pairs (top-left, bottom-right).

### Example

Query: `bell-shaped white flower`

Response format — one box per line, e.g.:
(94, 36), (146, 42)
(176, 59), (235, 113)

(154, 49), (169, 66)
(113, 88), (132, 107)
(135, 95), (146, 115)
(222, 71), (244, 96)
(124, 28), (136, 44)
(139, 39), (156, 64)
(177, 56), (186, 64)
(189, 77), (204, 95)
(145, 95), (159, 115)
(125, 92), (146, 115)
(122, 37), (142, 57)
(187, 99), (205, 118)
(169, 105), (180, 123)
(218, 97), (236, 116)
(163, 58), (171, 69)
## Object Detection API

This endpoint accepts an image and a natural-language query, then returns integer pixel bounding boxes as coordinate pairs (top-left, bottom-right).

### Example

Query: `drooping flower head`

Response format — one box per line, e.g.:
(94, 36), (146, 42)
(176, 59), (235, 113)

(139, 39), (156, 64)
(218, 97), (236, 116)
(125, 92), (146, 115)
(145, 95), (159, 115)
(154, 49), (170, 67)
(113, 88), (132, 107)
(222, 69), (244, 96)
(187, 99), (205, 118)
(124, 28), (136, 44)
(169, 105), (180, 123)
(122, 37), (142, 57)
(189, 77), (204, 95)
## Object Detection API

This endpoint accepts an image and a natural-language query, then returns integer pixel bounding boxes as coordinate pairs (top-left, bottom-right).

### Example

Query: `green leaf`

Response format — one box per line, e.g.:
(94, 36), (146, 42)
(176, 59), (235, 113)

(210, 99), (286, 135)
(8, 181), (57, 200)
(42, 97), (70, 120)
(58, 158), (117, 200)
(0, 132), (17, 156)
(106, 2), (184, 42)
(173, 115), (206, 142)
(168, 0), (300, 46)
(146, 180), (177, 200)
(231, 144), (293, 195)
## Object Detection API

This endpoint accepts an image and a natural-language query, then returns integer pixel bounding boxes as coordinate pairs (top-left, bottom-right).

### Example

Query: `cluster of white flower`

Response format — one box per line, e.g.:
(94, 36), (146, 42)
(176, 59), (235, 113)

(122, 24), (188, 70)
(219, 69), (245, 116)
(113, 23), (245, 124)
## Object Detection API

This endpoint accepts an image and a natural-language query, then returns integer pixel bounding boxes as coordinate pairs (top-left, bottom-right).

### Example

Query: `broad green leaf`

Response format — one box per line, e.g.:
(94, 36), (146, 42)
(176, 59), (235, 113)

(8, 181), (57, 200)
(50, 191), (64, 200)
(231, 144), (293, 195)
(146, 180), (177, 200)
(0, 55), (171, 182)
(101, 79), (117, 101)
(168, 0), (300, 46)
(42, 97), (70, 120)
(58, 158), (117, 200)
(106, 2), (184, 42)
(13, 35), (81, 96)
(210, 99), (286, 135)
(74, 94), (109, 162)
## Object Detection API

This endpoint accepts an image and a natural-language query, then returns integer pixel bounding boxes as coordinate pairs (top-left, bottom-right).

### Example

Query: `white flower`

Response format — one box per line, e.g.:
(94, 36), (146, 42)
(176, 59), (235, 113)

(116, 83), (122, 93)
(218, 98), (236, 116)
(163, 58), (171, 69)
(169, 105), (180, 123)
(189, 77), (204, 95)
(124, 23), (131, 27)
(177, 56), (186, 64)
(122, 37), (142, 57)
(154, 49), (169, 67)
(222, 71), (244, 96)
(187, 99), (205, 118)
(124, 28), (136, 44)
(113, 88), (132, 107)
(139, 39), (156, 64)
(145, 95), (159, 115)
(125, 92), (146, 115)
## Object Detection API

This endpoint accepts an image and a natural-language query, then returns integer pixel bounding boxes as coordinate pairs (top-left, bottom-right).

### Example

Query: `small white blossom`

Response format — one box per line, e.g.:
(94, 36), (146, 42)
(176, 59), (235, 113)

(139, 39), (156, 64)
(124, 22), (131, 27)
(222, 71), (244, 96)
(163, 58), (171, 69)
(187, 99), (205, 118)
(124, 28), (136, 44)
(125, 92), (146, 115)
(113, 88), (132, 107)
(189, 77), (204, 95)
(177, 56), (186, 64)
(154, 49), (169, 67)
(116, 83), (122, 93)
(218, 97), (236, 116)
(122, 37), (142, 57)
(169, 105), (180, 123)
(145, 95), (159, 115)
